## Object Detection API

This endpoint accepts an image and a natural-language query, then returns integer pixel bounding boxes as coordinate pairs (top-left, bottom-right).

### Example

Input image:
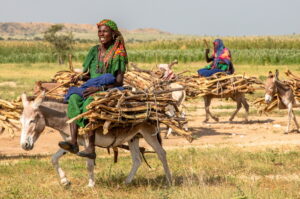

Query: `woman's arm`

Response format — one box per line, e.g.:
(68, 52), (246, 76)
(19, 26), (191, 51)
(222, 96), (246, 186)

(82, 69), (124, 98)
(103, 69), (124, 89)
(205, 49), (214, 63)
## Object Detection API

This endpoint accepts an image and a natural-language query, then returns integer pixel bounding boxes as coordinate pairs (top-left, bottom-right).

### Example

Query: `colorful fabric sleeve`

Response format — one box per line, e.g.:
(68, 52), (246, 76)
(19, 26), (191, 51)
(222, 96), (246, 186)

(205, 64), (212, 69)
(110, 54), (127, 75)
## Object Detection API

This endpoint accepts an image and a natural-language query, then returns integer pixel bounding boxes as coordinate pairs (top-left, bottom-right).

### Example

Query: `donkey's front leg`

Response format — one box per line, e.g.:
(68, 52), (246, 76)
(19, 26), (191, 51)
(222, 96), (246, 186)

(51, 149), (70, 186)
(204, 96), (219, 122)
(285, 103), (293, 134)
(86, 158), (95, 187)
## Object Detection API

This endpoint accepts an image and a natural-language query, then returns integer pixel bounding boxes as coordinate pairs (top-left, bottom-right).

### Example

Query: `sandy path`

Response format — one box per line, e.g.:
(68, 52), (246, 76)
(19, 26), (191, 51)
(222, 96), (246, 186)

(1, 99), (300, 157)
(1, 112), (300, 157)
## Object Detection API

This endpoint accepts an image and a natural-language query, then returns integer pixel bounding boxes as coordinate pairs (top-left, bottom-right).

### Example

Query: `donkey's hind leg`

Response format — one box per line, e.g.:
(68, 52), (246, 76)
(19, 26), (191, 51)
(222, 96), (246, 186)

(142, 127), (172, 185)
(241, 96), (249, 122)
(125, 138), (142, 184)
(291, 109), (300, 132)
(229, 100), (242, 122)
(51, 149), (70, 186)
(285, 103), (293, 134)
(229, 93), (248, 122)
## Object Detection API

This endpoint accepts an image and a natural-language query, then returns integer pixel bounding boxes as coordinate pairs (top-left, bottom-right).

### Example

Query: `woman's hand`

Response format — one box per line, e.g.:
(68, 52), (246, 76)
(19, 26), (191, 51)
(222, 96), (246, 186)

(83, 87), (102, 98)
(70, 75), (80, 84)
(205, 49), (210, 55)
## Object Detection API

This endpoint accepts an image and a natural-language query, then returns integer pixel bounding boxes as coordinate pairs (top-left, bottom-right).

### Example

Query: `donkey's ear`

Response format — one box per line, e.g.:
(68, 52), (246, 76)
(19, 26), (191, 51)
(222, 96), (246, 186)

(21, 93), (29, 107)
(33, 91), (45, 110)
(275, 69), (279, 80)
(268, 71), (273, 78)
(169, 59), (178, 69)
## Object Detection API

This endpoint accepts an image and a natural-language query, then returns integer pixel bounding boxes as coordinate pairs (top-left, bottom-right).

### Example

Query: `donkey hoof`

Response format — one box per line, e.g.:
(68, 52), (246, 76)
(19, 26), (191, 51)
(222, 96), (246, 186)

(61, 178), (71, 187)
(214, 117), (219, 122)
(243, 120), (249, 124)
(284, 131), (289, 134)
(124, 178), (132, 184)
(203, 119), (209, 123)
(87, 181), (95, 188)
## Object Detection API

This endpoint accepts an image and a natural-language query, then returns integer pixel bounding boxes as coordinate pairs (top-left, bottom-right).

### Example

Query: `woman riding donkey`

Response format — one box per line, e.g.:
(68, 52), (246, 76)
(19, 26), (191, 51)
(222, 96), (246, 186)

(59, 19), (128, 159)
(198, 39), (234, 77)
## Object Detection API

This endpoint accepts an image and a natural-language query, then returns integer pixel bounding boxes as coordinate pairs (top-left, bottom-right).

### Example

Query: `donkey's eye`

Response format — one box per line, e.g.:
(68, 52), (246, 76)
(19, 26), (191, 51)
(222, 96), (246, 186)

(29, 120), (35, 124)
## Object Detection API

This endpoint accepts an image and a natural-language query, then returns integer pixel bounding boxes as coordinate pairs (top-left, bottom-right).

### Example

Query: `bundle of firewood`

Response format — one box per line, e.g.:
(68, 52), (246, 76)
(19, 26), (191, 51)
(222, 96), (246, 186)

(67, 88), (193, 142)
(176, 72), (263, 98)
(35, 70), (85, 99)
(253, 96), (278, 115)
(124, 68), (164, 91)
(285, 70), (300, 101)
(0, 98), (22, 137)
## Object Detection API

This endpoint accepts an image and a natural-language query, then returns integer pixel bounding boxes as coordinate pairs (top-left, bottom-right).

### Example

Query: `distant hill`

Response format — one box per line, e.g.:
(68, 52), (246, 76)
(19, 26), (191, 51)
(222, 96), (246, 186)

(0, 22), (172, 41)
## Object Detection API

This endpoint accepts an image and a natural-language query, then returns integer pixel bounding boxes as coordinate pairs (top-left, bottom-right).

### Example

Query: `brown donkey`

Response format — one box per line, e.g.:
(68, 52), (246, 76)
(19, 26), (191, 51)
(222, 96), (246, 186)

(203, 93), (249, 123)
(265, 70), (299, 133)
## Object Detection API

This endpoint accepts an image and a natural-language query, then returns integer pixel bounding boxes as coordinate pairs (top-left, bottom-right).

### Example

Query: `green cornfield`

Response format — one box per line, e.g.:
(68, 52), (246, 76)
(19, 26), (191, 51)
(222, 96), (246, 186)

(1, 35), (300, 65)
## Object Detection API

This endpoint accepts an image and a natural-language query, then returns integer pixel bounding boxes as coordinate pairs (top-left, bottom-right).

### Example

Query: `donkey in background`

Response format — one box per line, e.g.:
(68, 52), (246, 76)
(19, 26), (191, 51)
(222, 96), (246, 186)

(19, 92), (171, 187)
(157, 61), (249, 124)
(265, 70), (300, 133)
(156, 61), (187, 139)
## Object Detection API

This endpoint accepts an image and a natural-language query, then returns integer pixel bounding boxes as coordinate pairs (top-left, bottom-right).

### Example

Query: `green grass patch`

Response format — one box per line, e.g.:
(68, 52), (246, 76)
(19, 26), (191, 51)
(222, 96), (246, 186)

(0, 63), (70, 100)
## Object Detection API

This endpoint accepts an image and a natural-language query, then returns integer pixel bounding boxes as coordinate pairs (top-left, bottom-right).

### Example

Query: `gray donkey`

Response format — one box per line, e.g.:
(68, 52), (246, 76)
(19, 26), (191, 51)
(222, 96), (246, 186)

(19, 92), (171, 187)
(264, 70), (300, 133)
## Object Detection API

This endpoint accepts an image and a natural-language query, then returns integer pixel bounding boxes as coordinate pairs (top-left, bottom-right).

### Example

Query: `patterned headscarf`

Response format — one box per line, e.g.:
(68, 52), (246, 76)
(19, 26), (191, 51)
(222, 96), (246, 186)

(97, 19), (118, 31)
(96, 19), (127, 73)
(211, 39), (231, 69)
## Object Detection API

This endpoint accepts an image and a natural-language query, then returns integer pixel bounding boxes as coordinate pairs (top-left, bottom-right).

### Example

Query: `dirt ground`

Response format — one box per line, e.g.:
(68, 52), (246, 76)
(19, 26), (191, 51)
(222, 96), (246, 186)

(1, 100), (300, 157)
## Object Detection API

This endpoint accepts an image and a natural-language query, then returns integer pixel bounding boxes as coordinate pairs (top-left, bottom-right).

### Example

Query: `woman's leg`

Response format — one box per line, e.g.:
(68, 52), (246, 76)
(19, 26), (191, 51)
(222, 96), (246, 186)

(59, 94), (83, 153)
(77, 96), (96, 159)
(77, 130), (96, 159)
(198, 68), (224, 77)
(197, 68), (209, 77)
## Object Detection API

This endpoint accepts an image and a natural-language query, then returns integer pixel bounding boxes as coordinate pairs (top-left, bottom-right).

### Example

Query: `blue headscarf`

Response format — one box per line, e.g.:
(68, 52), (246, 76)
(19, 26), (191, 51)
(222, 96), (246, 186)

(212, 39), (232, 68)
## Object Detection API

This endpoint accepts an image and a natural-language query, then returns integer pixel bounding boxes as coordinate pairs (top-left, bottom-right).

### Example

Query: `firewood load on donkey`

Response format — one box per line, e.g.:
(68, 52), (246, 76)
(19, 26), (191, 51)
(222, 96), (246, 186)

(19, 92), (174, 187)
(124, 60), (188, 139)
(177, 72), (262, 123)
(156, 60), (188, 138)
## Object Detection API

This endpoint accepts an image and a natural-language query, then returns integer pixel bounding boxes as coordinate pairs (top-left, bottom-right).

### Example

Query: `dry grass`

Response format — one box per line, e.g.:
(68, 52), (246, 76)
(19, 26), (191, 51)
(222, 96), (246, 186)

(1, 147), (300, 199)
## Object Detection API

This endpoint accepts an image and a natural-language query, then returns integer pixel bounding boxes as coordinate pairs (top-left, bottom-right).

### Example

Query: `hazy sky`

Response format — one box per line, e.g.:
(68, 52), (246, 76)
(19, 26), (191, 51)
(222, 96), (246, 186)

(1, 0), (299, 36)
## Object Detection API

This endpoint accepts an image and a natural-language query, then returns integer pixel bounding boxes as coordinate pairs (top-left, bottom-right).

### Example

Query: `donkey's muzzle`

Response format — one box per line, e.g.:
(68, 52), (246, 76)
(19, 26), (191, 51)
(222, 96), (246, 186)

(265, 94), (272, 103)
(22, 142), (34, 151)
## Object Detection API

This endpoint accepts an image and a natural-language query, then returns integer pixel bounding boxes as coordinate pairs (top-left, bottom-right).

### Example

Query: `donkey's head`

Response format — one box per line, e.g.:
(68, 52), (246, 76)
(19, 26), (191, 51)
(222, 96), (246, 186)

(157, 60), (178, 81)
(20, 92), (46, 150)
(265, 70), (279, 103)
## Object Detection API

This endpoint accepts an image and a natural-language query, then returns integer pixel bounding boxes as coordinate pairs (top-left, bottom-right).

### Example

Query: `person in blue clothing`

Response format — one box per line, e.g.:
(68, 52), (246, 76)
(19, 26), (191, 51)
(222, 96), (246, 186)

(198, 39), (234, 77)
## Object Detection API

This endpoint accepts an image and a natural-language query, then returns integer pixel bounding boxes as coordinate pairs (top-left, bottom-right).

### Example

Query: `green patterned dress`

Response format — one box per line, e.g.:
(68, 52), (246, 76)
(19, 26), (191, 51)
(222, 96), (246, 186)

(67, 44), (127, 127)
